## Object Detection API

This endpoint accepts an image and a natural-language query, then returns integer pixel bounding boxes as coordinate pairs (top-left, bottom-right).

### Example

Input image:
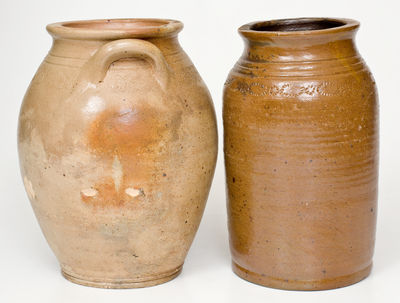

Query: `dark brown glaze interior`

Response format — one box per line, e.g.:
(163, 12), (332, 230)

(251, 19), (346, 32)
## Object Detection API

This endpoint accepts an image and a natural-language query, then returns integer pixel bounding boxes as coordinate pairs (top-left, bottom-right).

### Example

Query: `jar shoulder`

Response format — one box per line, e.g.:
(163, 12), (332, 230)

(18, 57), (217, 157)
(223, 60), (377, 104)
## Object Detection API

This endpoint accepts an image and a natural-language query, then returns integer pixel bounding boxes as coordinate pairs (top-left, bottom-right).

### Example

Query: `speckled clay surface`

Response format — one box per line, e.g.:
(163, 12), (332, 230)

(18, 19), (217, 288)
(223, 18), (379, 290)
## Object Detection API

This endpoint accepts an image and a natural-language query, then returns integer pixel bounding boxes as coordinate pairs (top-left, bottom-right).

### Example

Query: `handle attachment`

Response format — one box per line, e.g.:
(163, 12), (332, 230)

(79, 39), (169, 91)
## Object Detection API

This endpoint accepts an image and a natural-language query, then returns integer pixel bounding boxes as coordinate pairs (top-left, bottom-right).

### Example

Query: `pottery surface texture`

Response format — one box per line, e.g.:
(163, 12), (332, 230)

(18, 19), (217, 288)
(223, 18), (378, 290)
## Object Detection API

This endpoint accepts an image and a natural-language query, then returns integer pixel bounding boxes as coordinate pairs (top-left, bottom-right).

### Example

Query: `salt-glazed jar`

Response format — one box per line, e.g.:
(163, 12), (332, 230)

(18, 19), (217, 288)
(223, 18), (378, 290)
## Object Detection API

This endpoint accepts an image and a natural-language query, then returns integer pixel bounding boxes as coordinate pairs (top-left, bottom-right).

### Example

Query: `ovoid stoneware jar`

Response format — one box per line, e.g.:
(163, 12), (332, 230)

(18, 19), (217, 288)
(223, 18), (378, 290)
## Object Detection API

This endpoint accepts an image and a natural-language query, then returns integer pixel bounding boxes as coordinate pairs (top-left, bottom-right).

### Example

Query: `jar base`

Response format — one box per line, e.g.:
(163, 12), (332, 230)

(232, 261), (372, 290)
(61, 265), (183, 289)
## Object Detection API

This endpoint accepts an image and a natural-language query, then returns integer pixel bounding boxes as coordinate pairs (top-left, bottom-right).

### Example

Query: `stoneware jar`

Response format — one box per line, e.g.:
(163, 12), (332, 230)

(223, 18), (378, 290)
(18, 19), (217, 288)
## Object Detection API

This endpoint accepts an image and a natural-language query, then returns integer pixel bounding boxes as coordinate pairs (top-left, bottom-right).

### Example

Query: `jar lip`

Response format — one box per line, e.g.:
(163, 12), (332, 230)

(239, 17), (359, 39)
(47, 18), (183, 40)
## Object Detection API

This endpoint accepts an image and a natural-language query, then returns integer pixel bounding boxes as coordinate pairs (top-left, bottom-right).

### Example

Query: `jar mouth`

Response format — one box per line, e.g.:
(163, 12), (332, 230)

(239, 18), (359, 39)
(47, 18), (183, 40)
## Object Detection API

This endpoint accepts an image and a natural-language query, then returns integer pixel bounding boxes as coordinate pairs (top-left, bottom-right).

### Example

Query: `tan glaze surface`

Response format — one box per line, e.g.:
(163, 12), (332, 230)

(223, 18), (378, 290)
(18, 19), (217, 288)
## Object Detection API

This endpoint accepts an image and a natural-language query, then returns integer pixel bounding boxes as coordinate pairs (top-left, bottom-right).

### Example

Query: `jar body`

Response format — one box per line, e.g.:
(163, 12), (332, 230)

(18, 20), (217, 288)
(223, 19), (378, 290)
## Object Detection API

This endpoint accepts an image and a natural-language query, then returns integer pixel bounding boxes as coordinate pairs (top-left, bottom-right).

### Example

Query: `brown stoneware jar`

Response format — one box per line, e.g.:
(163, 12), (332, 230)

(18, 19), (217, 288)
(223, 18), (378, 290)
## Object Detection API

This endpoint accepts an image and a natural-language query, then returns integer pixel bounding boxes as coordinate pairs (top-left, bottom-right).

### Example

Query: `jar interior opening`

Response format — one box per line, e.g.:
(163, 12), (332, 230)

(250, 19), (347, 32)
(64, 19), (170, 30)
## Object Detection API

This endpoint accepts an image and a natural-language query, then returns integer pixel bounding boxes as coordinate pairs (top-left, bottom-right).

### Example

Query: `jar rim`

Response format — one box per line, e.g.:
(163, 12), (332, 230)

(239, 18), (359, 40)
(47, 18), (183, 40)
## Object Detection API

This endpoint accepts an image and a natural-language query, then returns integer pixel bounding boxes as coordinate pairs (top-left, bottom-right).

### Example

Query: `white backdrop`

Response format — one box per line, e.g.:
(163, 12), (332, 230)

(1, 0), (399, 302)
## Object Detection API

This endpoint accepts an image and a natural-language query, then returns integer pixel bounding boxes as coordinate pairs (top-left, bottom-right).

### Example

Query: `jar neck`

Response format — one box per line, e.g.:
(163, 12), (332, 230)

(46, 18), (183, 60)
(48, 36), (181, 61)
(242, 31), (359, 63)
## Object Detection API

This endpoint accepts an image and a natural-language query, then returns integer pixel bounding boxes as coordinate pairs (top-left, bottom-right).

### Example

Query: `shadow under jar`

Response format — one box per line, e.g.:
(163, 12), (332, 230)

(18, 19), (217, 288)
(223, 18), (379, 290)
